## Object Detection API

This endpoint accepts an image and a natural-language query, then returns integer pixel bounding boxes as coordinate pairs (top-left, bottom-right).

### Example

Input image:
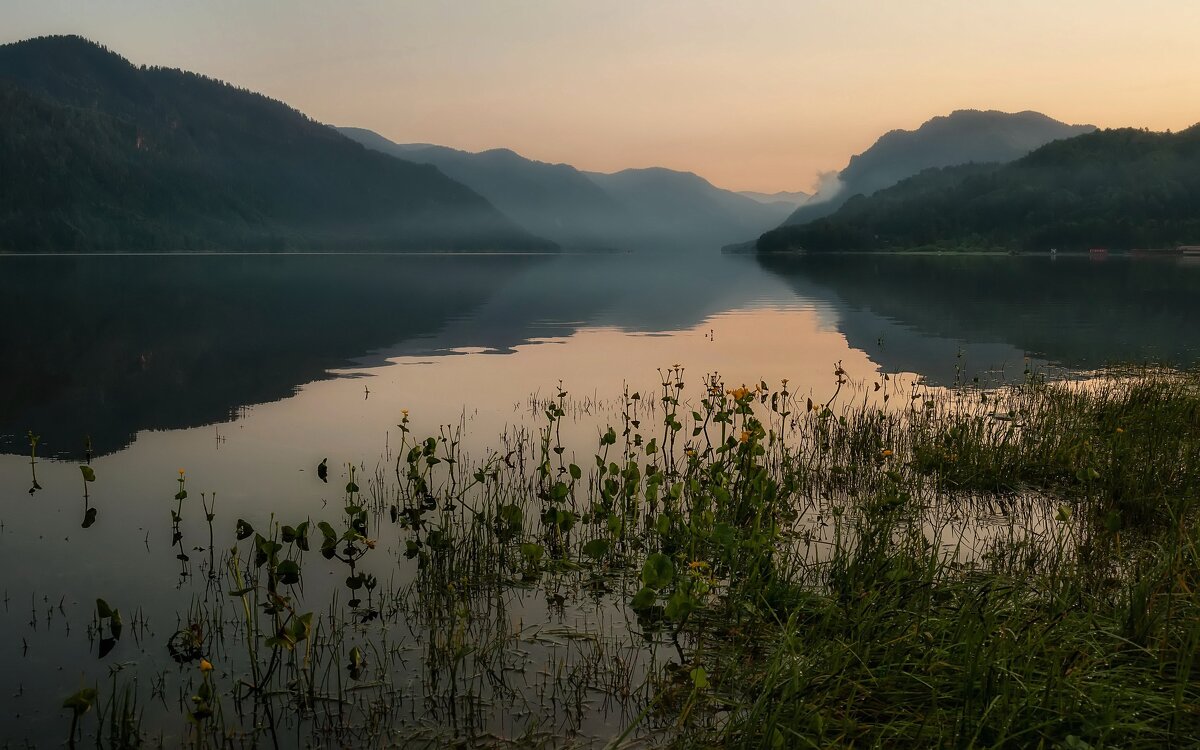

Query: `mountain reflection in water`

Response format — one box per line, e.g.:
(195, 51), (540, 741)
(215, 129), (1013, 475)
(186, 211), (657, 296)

(3, 251), (1199, 458)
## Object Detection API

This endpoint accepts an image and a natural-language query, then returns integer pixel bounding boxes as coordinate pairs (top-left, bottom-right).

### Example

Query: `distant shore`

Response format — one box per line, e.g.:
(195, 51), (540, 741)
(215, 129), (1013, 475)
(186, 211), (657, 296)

(725, 244), (1190, 258)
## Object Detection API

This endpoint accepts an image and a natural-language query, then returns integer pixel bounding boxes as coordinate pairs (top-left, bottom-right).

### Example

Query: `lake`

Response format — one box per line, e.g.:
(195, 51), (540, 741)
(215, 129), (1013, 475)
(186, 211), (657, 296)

(2, 250), (1198, 745)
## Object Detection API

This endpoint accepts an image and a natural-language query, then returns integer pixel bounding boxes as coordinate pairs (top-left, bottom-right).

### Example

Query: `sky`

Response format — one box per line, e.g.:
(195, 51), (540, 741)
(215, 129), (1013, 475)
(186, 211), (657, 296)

(4, 0), (1200, 192)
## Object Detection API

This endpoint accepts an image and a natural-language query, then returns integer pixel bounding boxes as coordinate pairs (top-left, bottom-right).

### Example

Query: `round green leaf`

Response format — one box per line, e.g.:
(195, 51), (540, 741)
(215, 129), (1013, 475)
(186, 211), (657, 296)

(582, 538), (610, 560)
(630, 586), (657, 610)
(641, 553), (674, 589)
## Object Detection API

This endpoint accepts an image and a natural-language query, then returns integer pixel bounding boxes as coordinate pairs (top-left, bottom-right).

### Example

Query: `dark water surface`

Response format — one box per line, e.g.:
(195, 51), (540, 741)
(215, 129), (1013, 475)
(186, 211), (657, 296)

(1, 251), (1197, 744)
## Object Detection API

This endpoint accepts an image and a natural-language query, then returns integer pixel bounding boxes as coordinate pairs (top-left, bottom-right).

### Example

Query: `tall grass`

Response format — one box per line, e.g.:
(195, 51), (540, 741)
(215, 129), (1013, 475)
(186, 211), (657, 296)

(49, 367), (1200, 747)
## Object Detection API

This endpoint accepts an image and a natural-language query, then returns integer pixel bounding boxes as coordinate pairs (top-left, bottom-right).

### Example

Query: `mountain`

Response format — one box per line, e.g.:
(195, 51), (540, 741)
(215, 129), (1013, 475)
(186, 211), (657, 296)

(582, 168), (793, 251)
(738, 190), (810, 207)
(0, 36), (553, 253)
(338, 127), (628, 250)
(340, 127), (794, 252)
(780, 110), (1096, 227)
(757, 125), (1200, 253)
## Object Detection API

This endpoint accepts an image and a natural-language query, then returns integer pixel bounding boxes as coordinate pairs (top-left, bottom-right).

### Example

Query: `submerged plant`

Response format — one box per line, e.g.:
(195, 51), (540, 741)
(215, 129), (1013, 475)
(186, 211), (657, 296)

(27, 429), (41, 494)
(94, 598), (122, 659)
(49, 367), (1200, 747)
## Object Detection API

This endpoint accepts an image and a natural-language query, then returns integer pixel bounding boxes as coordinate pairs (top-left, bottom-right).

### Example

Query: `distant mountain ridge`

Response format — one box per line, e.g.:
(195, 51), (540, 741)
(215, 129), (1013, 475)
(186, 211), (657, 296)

(781, 109), (1096, 226)
(338, 127), (629, 250)
(757, 125), (1200, 253)
(583, 167), (793, 249)
(0, 35), (553, 253)
(340, 127), (794, 251)
(739, 190), (811, 207)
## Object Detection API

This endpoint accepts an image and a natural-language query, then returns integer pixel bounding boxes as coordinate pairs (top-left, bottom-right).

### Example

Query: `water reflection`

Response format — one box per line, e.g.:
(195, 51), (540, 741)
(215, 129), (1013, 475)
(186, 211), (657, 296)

(0, 252), (800, 458)
(4, 250), (1200, 744)
(5, 252), (1200, 459)
(0, 254), (543, 456)
(757, 253), (1200, 383)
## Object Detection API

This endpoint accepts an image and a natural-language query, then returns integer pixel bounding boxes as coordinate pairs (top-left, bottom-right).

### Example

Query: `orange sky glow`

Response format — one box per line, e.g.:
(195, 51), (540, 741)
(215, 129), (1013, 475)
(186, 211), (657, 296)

(5, 0), (1200, 192)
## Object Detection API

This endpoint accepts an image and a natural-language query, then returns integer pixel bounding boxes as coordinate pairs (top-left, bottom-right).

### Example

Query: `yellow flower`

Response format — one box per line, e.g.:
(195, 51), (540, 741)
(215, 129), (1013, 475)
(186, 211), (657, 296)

(199, 658), (213, 673)
(1115, 427), (1125, 434)
(365, 539), (377, 549)
(401, 409), (409, 418)
(739, 430), (752, 443)
(685, 448), (696, 457)
(881, 449), (893, 457)
(688, 560), (709, 571)
(178, 469), (186, 478)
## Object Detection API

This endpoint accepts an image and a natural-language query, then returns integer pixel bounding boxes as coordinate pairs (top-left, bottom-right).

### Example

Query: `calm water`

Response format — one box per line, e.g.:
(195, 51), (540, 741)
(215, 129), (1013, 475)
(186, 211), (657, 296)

(1, 250), (1197, 744)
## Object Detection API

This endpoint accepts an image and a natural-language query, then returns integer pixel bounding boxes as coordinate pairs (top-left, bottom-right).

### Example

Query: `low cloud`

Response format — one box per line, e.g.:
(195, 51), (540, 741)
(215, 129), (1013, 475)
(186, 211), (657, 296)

(805, 170), (844, 205)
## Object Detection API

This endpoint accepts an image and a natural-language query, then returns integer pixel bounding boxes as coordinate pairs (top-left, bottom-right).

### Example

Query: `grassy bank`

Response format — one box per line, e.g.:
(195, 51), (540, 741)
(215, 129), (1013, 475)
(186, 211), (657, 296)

(53, 367), (1200, 747)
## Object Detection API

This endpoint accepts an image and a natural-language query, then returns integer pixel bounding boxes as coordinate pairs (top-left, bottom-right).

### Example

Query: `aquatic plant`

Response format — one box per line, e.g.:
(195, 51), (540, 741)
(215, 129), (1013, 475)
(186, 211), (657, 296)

(40, 367), (1200, 747)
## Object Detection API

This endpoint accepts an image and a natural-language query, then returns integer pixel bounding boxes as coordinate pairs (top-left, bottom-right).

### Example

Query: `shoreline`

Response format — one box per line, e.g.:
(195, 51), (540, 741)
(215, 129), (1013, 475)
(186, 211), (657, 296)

(734, 247), (1188, 258)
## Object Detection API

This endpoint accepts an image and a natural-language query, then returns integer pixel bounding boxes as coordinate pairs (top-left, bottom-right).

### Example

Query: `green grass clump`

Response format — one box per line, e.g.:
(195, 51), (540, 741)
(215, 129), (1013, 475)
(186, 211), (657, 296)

(910, 371), (1200, 527)
(47, 367), (1200, 748)
(709, 504), (1200, 749)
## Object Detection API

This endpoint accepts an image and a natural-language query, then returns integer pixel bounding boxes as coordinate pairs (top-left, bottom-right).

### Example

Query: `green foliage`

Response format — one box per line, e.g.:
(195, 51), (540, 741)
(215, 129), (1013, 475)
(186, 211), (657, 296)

(41, 368), (1200, 747)
(0, 36), (555, 254)
(62, 687), (97, 716)
(640, 553), (675, 589)
(582, 538), (610, 560)
(759, 126), (1200, 252)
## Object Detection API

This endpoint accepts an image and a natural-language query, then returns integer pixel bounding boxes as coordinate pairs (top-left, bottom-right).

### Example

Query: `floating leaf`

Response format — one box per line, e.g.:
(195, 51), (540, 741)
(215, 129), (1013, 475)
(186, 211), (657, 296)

(557, 509), (576, 533)
(641, 553), (675, 589)
(630, 586), (657, 610)
(582, 539), (610, 560)
(287, 612), (313, 643)
(276, 560), (301, 586)
(665, 588), (696, 620)
(519, 543), (545, 566)
(348, 645), (366, 680)
(498, 504), (523, 528)
(62, 687), (97, 716)
(79, 466), (96, 482)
